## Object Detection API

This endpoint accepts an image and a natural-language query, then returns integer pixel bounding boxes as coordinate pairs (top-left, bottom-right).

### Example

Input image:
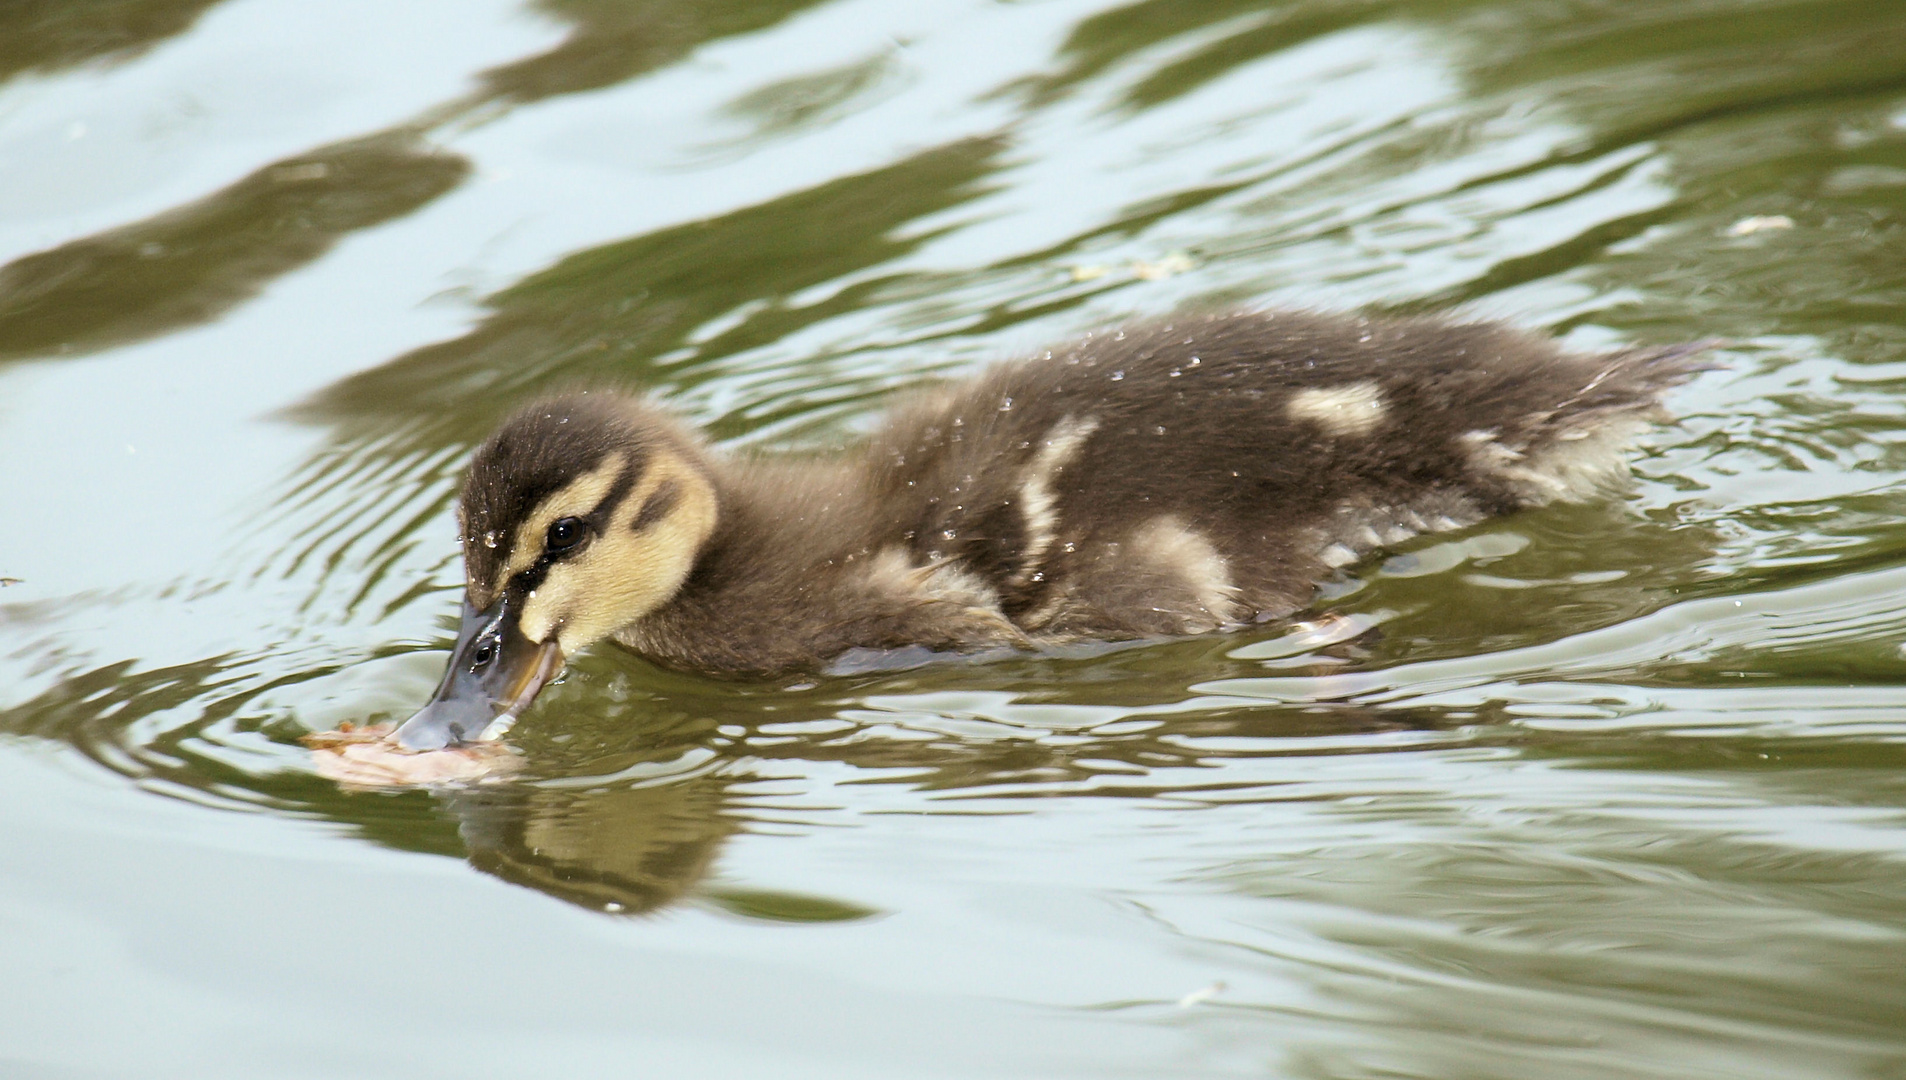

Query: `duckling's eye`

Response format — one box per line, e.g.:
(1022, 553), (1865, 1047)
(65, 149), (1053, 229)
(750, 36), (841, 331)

(472, 642), (496, 669)
(545, 516), (588, 556)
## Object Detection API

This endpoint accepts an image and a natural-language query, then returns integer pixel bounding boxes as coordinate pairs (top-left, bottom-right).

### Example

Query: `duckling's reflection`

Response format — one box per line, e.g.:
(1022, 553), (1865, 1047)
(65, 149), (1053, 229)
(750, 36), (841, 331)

(407, 630), (1423, 916)
(441, 778), (735, 915)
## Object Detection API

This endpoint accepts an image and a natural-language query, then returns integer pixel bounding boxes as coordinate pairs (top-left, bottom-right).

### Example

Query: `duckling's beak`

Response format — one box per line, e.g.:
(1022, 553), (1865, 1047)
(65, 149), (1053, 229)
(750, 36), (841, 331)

(394, 595), (565, 751)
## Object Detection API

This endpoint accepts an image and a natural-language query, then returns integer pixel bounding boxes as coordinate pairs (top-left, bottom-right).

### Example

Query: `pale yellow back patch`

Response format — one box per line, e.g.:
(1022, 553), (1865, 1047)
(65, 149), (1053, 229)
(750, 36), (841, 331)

(1009, 414), (1099, 587)
(1502, 417), (1647, 504)
(1287, 381), (1387, 437)
(1130, 515), (1240, 629)
(865, 546), (1001, 611)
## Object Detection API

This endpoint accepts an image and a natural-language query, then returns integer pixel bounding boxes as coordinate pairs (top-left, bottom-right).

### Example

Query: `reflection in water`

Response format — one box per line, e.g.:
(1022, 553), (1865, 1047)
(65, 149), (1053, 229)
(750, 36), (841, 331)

(1028, 0), (1467, 109)
(448, 779), (738, 915)
(0, 0), (231, 82)
(479, 0), (826, 105)
(1436, 1), (1906, 322)
(712, 50), (905, 146)
(0, 135), (469, 364)
(1453, 0), (1906, 131)
(0, 645), (738, 912)
(291, 135), (1004, 442)
(0, 0), (840, 372)
(1189, 799), (1906, 1078)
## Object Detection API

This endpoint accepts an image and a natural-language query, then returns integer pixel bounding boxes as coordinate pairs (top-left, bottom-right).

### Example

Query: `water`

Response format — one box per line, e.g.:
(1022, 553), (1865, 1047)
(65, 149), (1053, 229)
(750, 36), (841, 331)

(3, 0), (1906, 1075)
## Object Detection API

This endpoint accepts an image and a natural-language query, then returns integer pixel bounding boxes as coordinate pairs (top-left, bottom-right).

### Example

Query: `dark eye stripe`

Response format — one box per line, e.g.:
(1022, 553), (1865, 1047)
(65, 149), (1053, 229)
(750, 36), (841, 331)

(630, 479), (681, 533)
(583, 461), (638, 529)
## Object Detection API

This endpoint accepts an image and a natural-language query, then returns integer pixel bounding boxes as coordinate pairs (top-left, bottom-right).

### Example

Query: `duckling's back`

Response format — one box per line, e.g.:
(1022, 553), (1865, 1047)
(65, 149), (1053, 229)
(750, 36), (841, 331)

(863, 310), (1707, 638)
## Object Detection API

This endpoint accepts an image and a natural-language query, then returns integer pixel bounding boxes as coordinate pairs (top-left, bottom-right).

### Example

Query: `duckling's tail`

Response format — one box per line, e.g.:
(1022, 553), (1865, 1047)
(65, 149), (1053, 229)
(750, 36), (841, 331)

(1555, 338), (1724, 422)
(1632, 339), (1729, 381)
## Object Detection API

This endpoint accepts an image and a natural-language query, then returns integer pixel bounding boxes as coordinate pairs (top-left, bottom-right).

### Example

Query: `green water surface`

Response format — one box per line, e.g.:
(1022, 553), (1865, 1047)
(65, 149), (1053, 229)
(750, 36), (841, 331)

(3, 0), (1906, 1076)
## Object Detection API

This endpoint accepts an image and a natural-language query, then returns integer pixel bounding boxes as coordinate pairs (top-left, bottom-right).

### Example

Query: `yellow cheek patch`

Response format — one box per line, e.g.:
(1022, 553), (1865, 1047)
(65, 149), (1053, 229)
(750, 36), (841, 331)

(515, 450), (720, 653)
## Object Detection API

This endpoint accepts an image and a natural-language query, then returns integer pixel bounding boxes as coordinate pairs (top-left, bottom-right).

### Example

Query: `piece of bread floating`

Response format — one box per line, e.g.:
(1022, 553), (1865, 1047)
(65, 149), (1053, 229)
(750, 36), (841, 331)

(302, 723), (521, 787)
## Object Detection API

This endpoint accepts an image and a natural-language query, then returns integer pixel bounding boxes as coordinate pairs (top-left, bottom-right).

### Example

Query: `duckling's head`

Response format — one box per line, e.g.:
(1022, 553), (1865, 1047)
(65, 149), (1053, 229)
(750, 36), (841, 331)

(394, 394), (719, 750)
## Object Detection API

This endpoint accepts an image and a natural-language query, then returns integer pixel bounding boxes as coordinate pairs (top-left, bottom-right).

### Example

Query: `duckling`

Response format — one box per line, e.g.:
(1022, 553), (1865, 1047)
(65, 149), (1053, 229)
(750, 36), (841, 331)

(394, 310), (1710, 750)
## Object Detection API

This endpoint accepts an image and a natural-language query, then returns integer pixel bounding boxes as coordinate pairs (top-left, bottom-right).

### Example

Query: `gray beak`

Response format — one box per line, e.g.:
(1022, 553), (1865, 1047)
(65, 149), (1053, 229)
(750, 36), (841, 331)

(395, 595), (565, 751)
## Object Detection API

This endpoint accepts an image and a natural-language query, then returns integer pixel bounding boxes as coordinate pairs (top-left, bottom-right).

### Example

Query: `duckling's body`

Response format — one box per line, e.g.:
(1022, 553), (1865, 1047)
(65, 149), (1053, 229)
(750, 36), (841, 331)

(398, 311), (1708, 749)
